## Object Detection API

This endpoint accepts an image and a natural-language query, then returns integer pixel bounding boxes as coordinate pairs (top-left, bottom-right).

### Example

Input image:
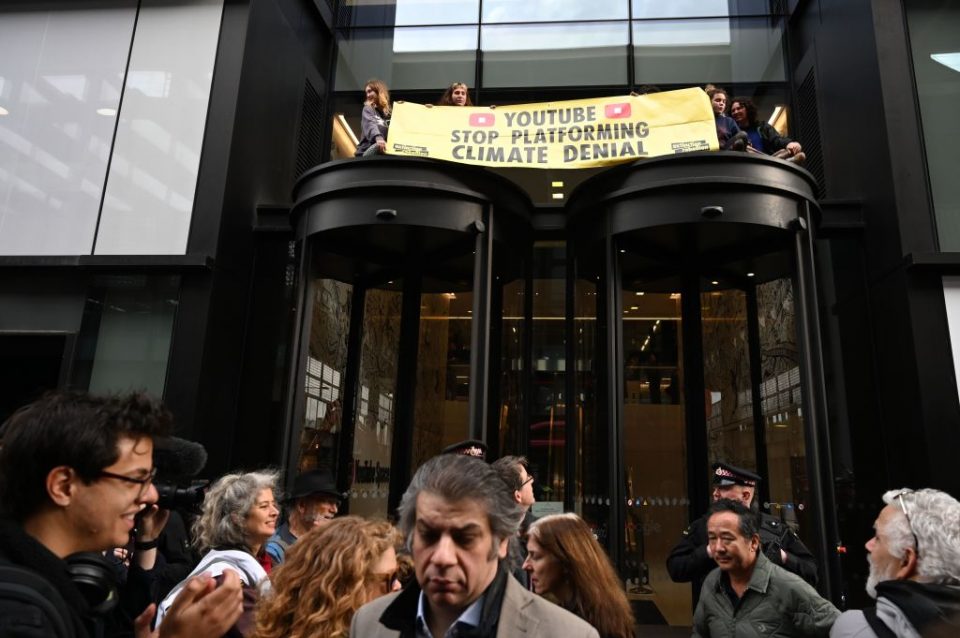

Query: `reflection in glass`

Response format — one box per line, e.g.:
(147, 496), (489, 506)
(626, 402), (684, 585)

(335, 26), (477, 91)
(338, 0), (479, 27)
(411, 291), (473, 472)
(351, 287), (403, 519)
(701, 287), (756, 471)
(904, 2), (960, 249)
(72, 275), (180, 398)
(482, 22), (628, 87)
(757, 278), (813, 549)
(297, 280), (353, 476)
(633, 18), (784, 85)
(0, 5), (136, 255)
(632, 0), (776, 19)
(620, 288), (690, 625)
(498, 277), (526, 456)
(483, 0), (627, 23)
(528, 243), (567, 511)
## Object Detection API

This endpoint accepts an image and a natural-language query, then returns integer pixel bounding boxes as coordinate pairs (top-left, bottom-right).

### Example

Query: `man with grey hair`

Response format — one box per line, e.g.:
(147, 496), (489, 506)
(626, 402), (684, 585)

(831, 488), (960, 637)
(350, 454), (598, 638)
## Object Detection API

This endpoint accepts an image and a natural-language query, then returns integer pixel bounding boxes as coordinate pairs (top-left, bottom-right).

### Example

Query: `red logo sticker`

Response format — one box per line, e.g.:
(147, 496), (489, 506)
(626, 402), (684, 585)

(469, 113), (495, 127)
(605, 103), (631, 119)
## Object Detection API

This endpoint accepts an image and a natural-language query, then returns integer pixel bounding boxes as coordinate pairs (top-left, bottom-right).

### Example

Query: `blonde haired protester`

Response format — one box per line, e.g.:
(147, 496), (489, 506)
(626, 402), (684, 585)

(253, 516), (402, 638)
(524, 513), (635, 638)
(355, 78), (391, 157)
(157, 470), (280, 636)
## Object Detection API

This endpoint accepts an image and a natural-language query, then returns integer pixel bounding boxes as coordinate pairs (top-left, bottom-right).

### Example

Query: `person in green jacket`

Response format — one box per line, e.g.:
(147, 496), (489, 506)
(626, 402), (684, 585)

(693, 499), (839, 637)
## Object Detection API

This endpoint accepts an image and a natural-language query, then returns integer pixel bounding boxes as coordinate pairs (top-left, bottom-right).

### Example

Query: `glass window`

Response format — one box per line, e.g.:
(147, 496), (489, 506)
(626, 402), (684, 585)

(633, 17), (785, 85)
(350, 287), (402, 519)
(701, 286), (756, 471)
(94, 0), (223, 255)
(411, 290), (473, 471)
(338, 0), (479, 27)
(72, 275), (180, 398)
(335, 26), (477, 92)
(757, 278), (814, 551)
(296, 279), (352, 476)
(904, 1), (960, 250)
(482, 0), (628, 23)
(620, 286), (691, 625)
(632, 0), (775, 18)
(0, 4), (137, 255)
(497, 274), (526, 456)
(482, 22), (629, 87)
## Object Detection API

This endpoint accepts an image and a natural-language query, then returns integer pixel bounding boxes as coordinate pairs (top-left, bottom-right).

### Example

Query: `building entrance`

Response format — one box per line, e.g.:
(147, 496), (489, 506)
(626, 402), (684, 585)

(567, 152), (836, 627)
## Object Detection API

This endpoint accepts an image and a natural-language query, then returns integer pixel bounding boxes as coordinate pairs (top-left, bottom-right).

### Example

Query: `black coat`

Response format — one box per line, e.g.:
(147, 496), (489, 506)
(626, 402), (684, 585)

(0, 518), (95, 638)
(666, 511), (819, 608)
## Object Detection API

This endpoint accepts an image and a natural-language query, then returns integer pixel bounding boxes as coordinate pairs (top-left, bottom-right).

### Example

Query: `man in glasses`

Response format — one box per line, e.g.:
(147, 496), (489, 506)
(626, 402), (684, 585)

(668, 462), (819, 607)
(831, 488), (960, 637)
(492, 455), (537, 586)
(0, 391), (243, 638)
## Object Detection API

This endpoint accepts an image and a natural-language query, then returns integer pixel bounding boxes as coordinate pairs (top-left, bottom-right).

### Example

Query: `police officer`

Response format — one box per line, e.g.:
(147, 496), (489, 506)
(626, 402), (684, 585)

(666, 462), (818, 607)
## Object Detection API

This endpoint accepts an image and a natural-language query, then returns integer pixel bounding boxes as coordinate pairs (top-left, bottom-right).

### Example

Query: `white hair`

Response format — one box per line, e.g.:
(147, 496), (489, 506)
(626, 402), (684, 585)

(193, 470), (279, 553)
(881, 488), (960, 585)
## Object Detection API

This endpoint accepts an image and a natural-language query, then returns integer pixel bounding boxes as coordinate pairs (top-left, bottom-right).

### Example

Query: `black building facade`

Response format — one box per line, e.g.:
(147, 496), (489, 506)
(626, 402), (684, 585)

(1, 0), (958, 629)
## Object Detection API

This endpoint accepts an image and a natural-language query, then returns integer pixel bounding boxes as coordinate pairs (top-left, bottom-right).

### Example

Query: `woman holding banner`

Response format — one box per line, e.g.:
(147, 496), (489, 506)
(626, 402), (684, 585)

(355, 79), (391, 157)
(438, 82), (473, 106)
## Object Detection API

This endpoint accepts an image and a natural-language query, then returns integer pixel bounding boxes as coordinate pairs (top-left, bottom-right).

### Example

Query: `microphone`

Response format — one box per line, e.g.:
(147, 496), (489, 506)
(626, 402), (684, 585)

(153, 436), (208, 480)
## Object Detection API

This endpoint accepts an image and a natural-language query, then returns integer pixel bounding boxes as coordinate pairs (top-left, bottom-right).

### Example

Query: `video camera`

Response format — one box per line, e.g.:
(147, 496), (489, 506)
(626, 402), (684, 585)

(155, 479), (208, 511)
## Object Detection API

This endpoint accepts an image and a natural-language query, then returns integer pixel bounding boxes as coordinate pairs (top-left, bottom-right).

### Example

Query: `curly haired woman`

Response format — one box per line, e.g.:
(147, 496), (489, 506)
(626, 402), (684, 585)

(524, 513), (635, 638)
(252, 516), (402, 638)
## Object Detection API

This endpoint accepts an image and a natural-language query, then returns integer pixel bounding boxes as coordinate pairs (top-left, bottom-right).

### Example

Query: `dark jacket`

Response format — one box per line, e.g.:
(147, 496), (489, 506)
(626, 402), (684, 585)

(667, 511), (818, 608)
(355, 105), (390, 156)
(744, 121), (795, 155)
(693, 553), (839, 637)
(830, 581), (960, 637)
(0, 518), (95, 638)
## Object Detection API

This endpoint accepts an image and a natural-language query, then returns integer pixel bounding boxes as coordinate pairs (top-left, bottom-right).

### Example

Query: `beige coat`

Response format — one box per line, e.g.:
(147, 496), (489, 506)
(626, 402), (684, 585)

(350, 574), (599, 638)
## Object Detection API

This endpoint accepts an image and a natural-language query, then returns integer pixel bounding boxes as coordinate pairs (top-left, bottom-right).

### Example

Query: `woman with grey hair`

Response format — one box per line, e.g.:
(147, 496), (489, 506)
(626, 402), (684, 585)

(157, 470), (280, 636)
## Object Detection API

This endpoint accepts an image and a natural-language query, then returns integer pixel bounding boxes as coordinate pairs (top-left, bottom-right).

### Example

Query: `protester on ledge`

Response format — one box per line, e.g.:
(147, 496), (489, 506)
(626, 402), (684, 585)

(705, 85), (747, 151)
(438, 81), (473, 106)
(523, 513), (636, 638)
(730, 96), (805, 163)
(355, 78), (391, 157)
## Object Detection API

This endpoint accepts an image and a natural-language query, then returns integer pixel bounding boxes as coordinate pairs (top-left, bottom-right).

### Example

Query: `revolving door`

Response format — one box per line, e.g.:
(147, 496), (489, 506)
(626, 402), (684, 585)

(566, 152), (838, 627)
(287, 157), (532, 518)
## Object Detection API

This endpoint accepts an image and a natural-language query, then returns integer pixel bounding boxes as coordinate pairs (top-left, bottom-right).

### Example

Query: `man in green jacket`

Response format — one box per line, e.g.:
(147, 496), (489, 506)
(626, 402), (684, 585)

(693, 499), (839, 637)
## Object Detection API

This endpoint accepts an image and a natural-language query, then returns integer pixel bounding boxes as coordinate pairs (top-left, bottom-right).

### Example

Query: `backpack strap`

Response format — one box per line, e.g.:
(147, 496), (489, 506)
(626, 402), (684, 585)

(0, 563), (74, 638)
(863, 607), (897, 638)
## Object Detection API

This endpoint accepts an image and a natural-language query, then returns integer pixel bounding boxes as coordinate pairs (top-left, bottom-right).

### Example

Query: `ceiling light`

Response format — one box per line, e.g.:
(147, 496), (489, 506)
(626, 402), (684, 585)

(619, 249), (626, 253)
(746, 272), (755, 278)
(711, 280), (719, 285)
(551, 193), (563, 200)
(767, 105), (784, 126)
(932, 52), (960, 73)
(630, 306), (638, 310)
(96, 107), (117, 116)
(635, 291), (644, 296)
(551, 181), (564, 188)
(0, 106), (8, 116)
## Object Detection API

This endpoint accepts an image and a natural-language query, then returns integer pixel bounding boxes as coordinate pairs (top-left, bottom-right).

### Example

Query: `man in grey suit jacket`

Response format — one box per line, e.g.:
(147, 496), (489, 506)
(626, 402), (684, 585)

(350, 453), (598, 638)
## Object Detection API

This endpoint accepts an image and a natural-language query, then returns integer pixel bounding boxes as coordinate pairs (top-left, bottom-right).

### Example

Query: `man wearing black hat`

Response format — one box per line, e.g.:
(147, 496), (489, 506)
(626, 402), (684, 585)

(265, 469), (343, 565)
(667, 462), (818, 607)
(440, 439), (488, 461)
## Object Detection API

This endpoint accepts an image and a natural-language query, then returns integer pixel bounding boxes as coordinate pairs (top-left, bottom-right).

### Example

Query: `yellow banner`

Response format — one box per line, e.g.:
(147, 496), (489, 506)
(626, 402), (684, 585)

(385, 87), (719, 169)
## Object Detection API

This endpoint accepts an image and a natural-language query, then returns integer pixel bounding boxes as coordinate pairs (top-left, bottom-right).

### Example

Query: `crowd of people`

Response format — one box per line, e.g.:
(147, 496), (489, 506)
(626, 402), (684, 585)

(354, 79), (806, 164)
(1, 390), (959, 638)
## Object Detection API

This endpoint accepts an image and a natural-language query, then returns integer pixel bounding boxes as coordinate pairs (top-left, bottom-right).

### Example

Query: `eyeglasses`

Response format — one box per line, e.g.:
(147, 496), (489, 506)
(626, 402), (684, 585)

(893, 489), (920, 552)
(97, 467), (157, 500)
(519, 475), (535, 490)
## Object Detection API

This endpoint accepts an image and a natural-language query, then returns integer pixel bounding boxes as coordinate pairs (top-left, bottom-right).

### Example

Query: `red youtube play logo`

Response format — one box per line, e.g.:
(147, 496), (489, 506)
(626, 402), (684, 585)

(605, 103), (631, 118)
(469, 113), (495, 127)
